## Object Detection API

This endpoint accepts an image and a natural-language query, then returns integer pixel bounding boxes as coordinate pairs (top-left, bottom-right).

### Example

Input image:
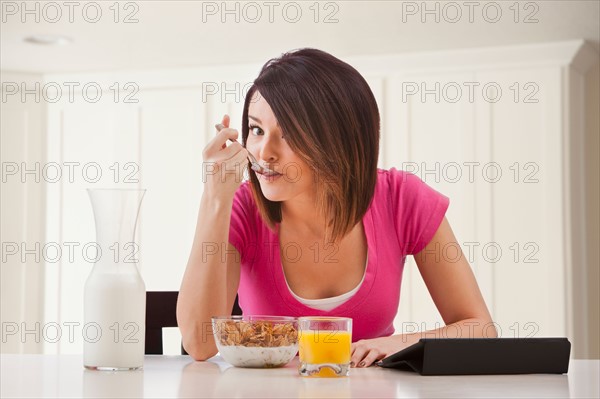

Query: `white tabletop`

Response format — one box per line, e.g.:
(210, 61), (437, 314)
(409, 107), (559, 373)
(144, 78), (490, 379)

(1, 355), (598, 398)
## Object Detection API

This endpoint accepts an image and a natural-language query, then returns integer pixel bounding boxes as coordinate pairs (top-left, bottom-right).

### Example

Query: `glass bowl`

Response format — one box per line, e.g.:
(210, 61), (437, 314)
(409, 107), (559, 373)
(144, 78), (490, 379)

(211, 315), (299, 368)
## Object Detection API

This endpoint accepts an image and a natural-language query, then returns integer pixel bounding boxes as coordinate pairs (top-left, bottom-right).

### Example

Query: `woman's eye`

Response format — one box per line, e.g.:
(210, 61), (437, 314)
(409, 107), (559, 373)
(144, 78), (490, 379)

(248, 124), (286, 140)
(249, 125), (263, 136)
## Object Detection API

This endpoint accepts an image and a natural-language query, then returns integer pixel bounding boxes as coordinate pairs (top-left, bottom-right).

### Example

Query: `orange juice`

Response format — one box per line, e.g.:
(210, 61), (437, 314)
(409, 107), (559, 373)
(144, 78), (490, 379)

(298, 317), (352, 377)
(298, 330), (352, 364)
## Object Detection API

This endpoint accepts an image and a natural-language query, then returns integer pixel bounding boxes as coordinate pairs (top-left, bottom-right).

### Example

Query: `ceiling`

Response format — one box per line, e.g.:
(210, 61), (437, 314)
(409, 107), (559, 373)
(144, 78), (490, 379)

(1, 0), (599, 74)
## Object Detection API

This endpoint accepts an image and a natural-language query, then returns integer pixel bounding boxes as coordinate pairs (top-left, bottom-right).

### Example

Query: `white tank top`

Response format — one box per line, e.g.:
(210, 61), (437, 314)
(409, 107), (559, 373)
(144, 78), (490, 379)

(285, 255), (368, 311)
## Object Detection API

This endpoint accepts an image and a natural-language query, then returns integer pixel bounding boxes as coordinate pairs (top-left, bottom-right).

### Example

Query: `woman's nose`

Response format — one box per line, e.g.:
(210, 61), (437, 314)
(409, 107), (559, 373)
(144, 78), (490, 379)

(258, 135), (280, 163)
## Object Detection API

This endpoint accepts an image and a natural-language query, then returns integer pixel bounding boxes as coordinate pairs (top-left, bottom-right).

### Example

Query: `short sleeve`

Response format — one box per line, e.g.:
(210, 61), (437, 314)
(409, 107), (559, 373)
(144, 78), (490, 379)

(389, 168), (450, 255)
(228, 182), (254, 264)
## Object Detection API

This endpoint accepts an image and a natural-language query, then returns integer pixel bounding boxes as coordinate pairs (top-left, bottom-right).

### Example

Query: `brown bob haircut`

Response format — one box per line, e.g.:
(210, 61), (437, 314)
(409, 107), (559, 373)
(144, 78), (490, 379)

(241, 48), (380, 244)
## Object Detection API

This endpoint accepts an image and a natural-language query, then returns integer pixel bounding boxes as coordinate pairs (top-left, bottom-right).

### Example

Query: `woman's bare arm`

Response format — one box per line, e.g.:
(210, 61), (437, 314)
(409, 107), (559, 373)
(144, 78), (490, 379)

(177, 115), (247, 360)
(413, 216), (495, 337)
(351, 217), (496, 367)
(177, 194), (241, 360)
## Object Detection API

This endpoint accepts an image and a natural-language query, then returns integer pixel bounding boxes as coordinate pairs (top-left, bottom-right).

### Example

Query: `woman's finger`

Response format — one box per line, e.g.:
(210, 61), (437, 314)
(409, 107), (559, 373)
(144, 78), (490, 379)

(350, 343), (368, 368)
(212, 140), (244, 162)
(204, 127), (240, 158)
(226, 146), (249, 168)
(222, 114), (230, 129)
(217, 114), (229, 149)
(217, 146), (250, 176)
(356, 349), (385, 368)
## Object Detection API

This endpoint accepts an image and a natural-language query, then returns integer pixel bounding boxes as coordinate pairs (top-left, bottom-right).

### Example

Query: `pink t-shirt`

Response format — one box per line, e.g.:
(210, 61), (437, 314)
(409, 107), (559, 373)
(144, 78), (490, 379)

(228, 168), (449, 342)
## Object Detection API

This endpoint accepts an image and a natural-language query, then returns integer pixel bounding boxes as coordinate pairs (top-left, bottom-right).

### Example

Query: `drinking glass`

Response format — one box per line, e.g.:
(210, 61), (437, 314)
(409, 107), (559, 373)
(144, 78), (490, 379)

(298, 317), (352, 377)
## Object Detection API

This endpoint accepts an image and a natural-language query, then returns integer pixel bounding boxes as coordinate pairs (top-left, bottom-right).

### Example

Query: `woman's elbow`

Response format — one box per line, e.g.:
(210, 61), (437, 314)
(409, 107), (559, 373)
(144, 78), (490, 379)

(485, 322), (499, 338)
(181, 335), (218, 361)
(187, 347), (218, 362)
(479, 317), (498, 338)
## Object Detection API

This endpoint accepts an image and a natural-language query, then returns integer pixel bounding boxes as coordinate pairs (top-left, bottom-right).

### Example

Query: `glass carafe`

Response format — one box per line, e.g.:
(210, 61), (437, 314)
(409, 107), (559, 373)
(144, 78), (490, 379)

(83, 188), (146, 370)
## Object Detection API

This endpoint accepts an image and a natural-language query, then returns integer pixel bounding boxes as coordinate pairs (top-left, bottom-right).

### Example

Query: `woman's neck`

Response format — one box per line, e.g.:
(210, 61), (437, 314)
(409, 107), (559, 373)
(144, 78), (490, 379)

(280, 195), (328, 238)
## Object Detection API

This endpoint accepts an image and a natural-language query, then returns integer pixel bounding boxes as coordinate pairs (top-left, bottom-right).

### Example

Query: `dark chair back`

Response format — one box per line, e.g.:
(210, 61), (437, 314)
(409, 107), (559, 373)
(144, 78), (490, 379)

(145, 291), (242, 355)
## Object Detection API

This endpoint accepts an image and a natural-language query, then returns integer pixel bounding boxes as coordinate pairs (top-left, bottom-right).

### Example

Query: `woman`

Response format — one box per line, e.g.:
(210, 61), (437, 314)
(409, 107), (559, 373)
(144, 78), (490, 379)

(177, 48), (496, 367)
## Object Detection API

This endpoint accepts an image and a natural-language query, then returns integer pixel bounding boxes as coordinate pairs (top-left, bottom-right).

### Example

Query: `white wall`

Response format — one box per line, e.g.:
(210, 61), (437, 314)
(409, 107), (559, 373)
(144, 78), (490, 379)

(584, 63), (600, 358)
(0, 72), (46, 353)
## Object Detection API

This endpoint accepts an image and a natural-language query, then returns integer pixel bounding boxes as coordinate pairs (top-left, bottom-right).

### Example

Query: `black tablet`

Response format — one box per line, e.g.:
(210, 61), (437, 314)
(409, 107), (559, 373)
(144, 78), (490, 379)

(376, 338), (571, 375)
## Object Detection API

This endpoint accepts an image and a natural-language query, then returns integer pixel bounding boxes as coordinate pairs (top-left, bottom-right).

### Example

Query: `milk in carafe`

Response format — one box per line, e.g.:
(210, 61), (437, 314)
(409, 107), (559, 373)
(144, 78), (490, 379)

(83, 188), (146, 370)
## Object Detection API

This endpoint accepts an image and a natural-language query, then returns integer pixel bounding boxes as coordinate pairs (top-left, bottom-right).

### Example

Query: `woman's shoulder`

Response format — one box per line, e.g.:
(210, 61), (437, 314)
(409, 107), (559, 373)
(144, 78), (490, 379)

(229, 181), (262, 240)
(374, 167), (448, 209)
(232, 181), (257, 213)
(375, 167), (449, 254)
(375, 167), (422, 192)
(234, 180), (252, 199)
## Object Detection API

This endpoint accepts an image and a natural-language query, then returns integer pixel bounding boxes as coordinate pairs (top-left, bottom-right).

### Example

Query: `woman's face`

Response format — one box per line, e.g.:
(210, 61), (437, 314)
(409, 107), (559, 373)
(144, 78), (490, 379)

(246, 91), (315, 203)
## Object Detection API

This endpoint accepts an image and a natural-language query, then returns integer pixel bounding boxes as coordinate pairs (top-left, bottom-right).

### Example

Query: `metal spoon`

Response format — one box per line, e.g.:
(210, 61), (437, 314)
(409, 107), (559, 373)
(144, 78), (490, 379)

(214, 123), (275, 175)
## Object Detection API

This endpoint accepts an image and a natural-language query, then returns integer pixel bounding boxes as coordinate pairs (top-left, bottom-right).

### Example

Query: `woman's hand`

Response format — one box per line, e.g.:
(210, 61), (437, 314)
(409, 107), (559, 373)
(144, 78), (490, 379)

(350, 335), (415, 368)
(202, 114), (249, 200)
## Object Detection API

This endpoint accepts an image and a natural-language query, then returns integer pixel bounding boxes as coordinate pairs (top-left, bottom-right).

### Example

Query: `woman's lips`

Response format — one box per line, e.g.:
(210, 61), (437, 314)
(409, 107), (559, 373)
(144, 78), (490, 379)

(257, 170), (283, 182)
